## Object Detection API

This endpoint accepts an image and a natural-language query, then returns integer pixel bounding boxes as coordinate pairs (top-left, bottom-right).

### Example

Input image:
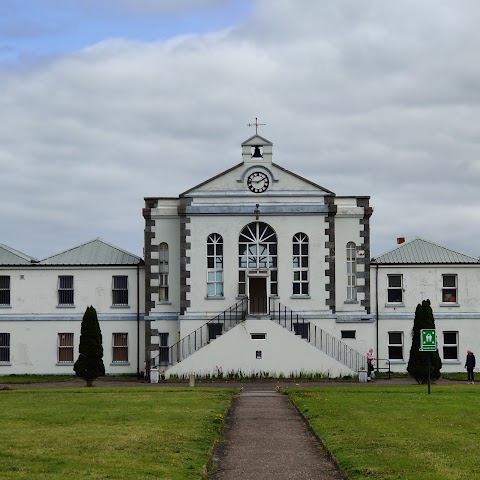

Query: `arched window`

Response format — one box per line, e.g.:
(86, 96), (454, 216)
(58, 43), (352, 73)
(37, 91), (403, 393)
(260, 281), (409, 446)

(207, 233), (224, 297)
(238, 222), (277, 295)
(293, 233), (309, 295)
(346, 242), (357, 301)
(158, 243), (169, 301)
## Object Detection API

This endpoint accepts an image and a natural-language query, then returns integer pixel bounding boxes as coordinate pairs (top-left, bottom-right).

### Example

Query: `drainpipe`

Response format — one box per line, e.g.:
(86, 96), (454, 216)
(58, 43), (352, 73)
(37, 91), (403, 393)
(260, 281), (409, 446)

(375, 263), (379, 371)
(137, 263), (140, 378)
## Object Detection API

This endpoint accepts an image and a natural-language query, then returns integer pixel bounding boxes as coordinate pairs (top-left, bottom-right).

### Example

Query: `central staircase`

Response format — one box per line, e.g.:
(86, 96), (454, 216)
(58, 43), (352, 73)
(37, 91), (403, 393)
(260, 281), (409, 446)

(147, 298), (366, 373)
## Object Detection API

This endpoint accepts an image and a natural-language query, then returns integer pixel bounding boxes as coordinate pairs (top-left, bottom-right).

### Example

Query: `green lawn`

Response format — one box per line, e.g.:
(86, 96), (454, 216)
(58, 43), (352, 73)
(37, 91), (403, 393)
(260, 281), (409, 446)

(0, 387), (236, 479)
(287, 384), (480, 480)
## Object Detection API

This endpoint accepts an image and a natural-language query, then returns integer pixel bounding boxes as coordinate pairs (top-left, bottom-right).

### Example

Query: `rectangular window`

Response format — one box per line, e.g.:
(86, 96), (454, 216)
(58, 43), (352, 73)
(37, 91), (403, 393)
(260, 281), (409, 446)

(443, 331), (458, 360)
(0, 333), (10, 363)
(292, 234), (309, 295)
(387, 275), (403, 303)
(58, 276), (74, 305)
(159, 243), (169, 301)
(207, 271), (224, 297)
(112, 333), (128, 363)
(58, 333), (74, 363)
(159, 332), (169, 364)
(388, 331), (404, 360)
(341, 330), (356, 339)
(238, 271), (246, 295)
(346, 242), (357, 301)
(442, 275), (457, 303)
(0, 276), (10, 306)
(251, 333), (266, 340)
(112, 276), (128, 305)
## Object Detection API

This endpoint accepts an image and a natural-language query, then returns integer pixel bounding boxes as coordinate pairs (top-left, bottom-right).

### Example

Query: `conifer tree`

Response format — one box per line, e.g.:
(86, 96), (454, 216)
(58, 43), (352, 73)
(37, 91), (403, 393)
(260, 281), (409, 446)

(407, 299), (442, 384)
(74, 306), (105, 386)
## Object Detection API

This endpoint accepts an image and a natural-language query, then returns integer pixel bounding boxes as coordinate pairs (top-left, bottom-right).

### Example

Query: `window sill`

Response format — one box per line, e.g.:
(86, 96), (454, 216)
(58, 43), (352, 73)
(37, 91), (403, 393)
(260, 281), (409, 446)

(290, 295), (311, 299)
(157, 301), (172, 305)
(0, 305), (12, 309)
(387, 359), (406, 364)
(110, 305), (131, 309)
(385, 303), (405, 308)
(56, 362), (74, 366)
(111, 362), (130, 366)
(344, 300), (359, 304)
(0, 362), (11, 366)
(442, 360), (461, 364)
(440, 303), (460, 307)
(56, 305), (75, 308)
(205, 296), (225, 300)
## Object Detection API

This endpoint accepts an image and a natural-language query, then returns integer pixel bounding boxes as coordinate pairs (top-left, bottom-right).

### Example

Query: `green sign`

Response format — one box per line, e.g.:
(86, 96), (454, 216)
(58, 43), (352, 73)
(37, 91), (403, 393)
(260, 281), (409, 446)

(420, 329), (436, 351)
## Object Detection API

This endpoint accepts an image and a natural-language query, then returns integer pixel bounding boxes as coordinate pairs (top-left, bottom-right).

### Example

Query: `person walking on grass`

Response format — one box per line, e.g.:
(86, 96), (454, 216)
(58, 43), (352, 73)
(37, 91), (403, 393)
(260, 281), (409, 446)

(465, 350), (476, 384)
(367, 348), (375, 381)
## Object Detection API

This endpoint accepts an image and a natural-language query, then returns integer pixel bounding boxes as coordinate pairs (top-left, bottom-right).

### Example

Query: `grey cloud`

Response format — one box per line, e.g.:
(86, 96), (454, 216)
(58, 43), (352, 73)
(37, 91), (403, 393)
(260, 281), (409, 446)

(1, 0), (480, 258)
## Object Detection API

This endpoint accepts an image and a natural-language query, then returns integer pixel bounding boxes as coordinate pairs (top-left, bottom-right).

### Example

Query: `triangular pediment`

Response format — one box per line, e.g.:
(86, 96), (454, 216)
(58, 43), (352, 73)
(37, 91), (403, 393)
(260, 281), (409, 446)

(241, 134), (273, 146)
(180, 160), (334, 197)
(181, 135), (335, 198)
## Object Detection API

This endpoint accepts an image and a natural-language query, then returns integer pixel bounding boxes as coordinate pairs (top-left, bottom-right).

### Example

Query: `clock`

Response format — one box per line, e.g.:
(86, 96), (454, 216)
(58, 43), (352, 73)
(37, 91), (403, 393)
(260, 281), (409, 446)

(247, 172), (269, 193)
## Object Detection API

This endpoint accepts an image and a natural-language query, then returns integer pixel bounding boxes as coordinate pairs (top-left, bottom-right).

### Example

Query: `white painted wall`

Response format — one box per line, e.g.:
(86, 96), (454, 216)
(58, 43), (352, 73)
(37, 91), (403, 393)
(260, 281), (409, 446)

(1, 319), (145, 375)
(0, 264), (145, 375)
(165, 320), (355, 379)
(372, 264), (480, 373)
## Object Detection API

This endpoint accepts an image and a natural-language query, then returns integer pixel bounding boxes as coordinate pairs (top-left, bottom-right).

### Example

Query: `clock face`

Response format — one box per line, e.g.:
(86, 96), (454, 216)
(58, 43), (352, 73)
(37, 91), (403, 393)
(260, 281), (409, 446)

(247, 172), (269, 193)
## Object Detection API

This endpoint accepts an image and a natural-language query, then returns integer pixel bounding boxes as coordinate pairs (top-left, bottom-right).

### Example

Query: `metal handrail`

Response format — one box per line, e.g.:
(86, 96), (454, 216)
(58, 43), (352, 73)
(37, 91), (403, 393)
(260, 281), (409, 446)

(148, 298), (248, 370)
(269, 298), (367, 372)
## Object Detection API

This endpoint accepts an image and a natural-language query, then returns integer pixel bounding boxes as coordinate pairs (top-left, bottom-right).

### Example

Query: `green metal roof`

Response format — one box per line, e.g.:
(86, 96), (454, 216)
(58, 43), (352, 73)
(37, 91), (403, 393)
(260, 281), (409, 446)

(372, 238), (480, 264)
(39, 238), (143, 266)
(0, 244), (38, 265)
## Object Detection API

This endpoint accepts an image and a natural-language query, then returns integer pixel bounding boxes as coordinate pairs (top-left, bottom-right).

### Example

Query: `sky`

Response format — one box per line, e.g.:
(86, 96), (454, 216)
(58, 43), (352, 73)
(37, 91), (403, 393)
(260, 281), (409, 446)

(1, 0), (480, 260)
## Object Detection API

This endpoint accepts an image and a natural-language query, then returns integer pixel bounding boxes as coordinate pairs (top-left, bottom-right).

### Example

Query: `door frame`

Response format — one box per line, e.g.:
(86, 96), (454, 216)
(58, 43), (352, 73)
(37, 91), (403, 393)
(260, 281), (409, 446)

(247, 269), (270, 315)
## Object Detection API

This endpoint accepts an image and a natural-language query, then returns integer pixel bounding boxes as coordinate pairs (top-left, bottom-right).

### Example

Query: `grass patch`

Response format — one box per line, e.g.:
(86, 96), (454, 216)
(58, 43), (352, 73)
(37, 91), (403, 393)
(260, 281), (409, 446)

(287, 384), (480, 480)
(0, 386), (236, 479)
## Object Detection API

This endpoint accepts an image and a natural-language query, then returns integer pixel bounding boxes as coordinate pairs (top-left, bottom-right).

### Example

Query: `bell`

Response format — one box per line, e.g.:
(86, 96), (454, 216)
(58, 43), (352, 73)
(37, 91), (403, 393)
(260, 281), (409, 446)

(251, 146), (263, 158)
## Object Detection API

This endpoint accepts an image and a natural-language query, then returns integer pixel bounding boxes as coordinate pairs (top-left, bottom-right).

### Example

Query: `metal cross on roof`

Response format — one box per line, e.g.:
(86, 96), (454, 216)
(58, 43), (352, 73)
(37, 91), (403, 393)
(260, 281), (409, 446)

(247, 117), (266, 135)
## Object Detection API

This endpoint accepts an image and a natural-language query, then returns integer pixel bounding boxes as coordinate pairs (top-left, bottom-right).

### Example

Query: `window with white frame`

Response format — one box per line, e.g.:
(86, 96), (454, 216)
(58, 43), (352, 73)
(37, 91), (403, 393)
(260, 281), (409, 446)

(443, 331), (458, 360)
(158, 243), (169, 301)
(207, 233), (224, 297)
(346, 242), (357, 301)
(0, 276), (10, 306)
(387, 275), (403, 303)
(442, 275), (457, 303)
(388, 331), (404, 360)
(58, 276), (74, 305)
(112, 276), (128, 305)
(159, 332), (169, 364)
(0, 333), (10, 363)
(112, 333), (128, 363)
(57, 333), (74, 363)
(292, 233), (309, 295)
(238, 222), (278, 295)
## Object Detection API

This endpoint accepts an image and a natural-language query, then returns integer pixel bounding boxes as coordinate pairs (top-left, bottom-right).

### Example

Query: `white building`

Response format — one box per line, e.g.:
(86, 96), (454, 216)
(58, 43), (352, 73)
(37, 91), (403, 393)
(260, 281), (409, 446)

(143, 134), (374, 378)
(371, 237), (480, 373)
(0, 239), (145, 375)
(2, 135), (479, 378)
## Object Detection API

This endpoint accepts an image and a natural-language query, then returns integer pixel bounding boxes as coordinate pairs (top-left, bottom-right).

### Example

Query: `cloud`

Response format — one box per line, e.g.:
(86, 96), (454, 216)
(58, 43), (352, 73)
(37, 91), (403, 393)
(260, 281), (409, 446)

(1, 0), (480, 259)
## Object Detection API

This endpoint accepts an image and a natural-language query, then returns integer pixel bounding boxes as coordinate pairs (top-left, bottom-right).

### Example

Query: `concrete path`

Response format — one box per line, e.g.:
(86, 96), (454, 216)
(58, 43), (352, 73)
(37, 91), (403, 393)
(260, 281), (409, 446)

(212, 389), (345, 480)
